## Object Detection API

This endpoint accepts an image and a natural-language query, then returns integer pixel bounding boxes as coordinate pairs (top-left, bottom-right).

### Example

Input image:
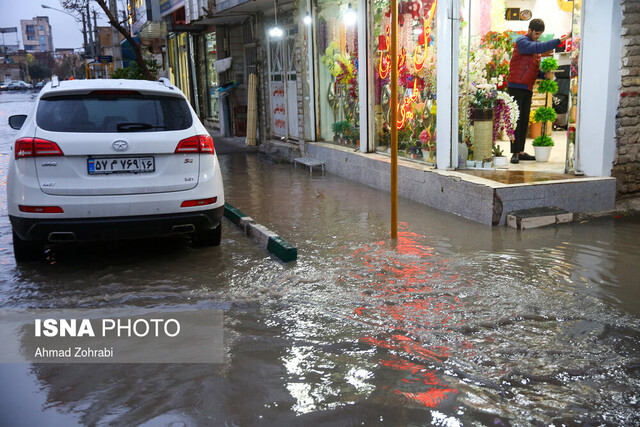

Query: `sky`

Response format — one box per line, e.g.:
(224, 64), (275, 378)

(0, 0), (110, 51)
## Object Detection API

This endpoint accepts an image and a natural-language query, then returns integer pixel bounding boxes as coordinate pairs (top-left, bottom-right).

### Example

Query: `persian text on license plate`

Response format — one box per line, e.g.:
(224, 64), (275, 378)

(88, 157), (155, 175)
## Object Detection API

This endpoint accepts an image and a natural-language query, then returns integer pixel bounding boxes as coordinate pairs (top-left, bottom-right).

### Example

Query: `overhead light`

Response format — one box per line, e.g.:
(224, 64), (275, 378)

(343, 4), (357, 26)
(269, 26), (283, 37)
(270, 0), (283, 38)
(303, 12), (312, 26)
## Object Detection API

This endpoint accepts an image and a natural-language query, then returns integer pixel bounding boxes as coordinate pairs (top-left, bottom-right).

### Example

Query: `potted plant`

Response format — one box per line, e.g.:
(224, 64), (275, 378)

(331, 120), (352, 144)
(532, 134), (554, 162)
(532, 106), (557, 138)
(469, 84), (497, 162)
(492, 144), (508, 168)
(531, 57), (559, 142)
(528, 110), (541, 138)
(407, 141), (423, 159)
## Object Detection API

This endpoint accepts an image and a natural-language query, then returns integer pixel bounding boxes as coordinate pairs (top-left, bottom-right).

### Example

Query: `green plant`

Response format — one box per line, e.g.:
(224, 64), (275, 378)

(492, 144), (504, 157)
(111, 59), (161, 80)
(470, 85), (497, 109)
(407, 141), (423, 156)
(533, 107), (557, 123)
(532, 135), (555, 147)
(331, 120), (352, 136)
(344, 126), (359, 143)
(110, 67), (129, 79)
(537, 79), (558, 94)
(539, 57), (559, 73)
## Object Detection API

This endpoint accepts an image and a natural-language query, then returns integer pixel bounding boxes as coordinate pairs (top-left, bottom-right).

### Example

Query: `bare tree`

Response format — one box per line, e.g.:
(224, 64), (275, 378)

(62, 0), (153, 80)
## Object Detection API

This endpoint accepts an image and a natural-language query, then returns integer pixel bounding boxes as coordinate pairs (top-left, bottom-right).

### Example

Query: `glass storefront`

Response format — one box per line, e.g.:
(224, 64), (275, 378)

(316, 0), (360, 146)
(371, 0), (438, 162)
(457, 0), (577, 170)
(307, 0), (583, 170)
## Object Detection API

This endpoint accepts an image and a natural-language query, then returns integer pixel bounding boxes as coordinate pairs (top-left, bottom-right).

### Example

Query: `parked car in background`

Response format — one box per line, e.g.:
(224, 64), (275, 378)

(7, 81), (33, 90)
(0, 81), (10, 91)
(7, 77), (225, 262)
(35, 81), (44, 89)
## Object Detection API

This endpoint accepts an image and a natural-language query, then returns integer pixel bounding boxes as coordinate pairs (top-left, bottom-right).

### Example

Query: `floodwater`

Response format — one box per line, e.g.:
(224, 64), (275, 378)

(1, 92), (639, 426)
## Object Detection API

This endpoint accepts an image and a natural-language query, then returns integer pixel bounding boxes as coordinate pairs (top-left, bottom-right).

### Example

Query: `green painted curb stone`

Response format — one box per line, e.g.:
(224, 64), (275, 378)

(224, 203), (297, 263)
(223, 203), (245, 226)
(267, 236), (298, 263)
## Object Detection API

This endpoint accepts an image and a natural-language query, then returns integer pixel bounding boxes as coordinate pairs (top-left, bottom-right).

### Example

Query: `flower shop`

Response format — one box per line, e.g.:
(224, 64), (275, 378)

(456, 0), (578, 172)
(304, 0), (619, 224)
(313, 0), (581, 173)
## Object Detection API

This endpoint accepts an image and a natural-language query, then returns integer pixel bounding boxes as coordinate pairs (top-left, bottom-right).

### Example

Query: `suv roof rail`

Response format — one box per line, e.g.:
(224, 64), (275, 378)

(158, 77), (173, 89)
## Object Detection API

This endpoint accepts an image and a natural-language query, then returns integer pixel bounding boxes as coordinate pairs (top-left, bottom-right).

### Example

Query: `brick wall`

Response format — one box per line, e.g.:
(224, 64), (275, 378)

(615, 0), (640, 195)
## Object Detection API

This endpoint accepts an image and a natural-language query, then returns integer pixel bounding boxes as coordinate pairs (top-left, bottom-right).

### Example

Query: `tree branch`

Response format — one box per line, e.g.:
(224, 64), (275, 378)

(92, 0), (153, 80)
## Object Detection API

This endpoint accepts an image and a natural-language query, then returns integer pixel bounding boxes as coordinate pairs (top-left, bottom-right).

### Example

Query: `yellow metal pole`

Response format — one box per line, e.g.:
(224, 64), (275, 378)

(390, 0), (398, 239)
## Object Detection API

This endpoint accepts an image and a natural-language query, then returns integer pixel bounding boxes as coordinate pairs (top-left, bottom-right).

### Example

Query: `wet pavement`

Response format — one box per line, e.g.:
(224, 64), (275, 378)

(1, 92), (640, 425)
(461, 169), (583, 184)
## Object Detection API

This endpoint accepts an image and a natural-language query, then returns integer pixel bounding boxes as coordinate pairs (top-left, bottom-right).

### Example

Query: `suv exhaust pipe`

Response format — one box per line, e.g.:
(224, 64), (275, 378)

(48, 232), (77, 242)
(172, 224), (195, 234)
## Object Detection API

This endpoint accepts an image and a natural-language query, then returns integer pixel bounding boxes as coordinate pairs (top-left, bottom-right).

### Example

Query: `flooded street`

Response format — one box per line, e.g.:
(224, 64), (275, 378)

(1, 92), (639, 425)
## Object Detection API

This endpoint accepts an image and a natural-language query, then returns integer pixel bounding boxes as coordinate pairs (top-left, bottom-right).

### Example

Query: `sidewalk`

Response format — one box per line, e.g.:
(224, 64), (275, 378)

(209, 134), (259, 155)
(210, 129), (640, 225)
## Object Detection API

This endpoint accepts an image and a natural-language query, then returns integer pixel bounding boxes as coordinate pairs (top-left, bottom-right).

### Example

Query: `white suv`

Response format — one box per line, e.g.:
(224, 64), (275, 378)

(7, 78), (225, 262)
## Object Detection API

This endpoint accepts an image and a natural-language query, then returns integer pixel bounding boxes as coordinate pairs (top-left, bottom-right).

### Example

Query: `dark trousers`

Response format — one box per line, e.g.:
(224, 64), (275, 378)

(508, 87), (533, 154)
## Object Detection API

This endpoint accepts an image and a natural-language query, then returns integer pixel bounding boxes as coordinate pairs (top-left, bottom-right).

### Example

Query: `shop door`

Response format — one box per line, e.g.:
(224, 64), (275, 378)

(268, 38), (287, 138)
(285, 32), (299, 138)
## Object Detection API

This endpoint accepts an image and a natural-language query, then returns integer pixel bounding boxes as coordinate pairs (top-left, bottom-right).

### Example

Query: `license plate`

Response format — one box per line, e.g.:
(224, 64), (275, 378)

(88, 157), (155, 175)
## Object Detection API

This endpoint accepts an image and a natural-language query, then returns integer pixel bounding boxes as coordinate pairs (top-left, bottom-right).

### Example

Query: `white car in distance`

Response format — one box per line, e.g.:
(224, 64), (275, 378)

(7, 77), (225, 262)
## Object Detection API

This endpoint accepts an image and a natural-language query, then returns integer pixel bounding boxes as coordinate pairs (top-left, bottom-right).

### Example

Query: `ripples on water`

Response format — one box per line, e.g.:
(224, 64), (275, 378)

(268, 220), (640, 425)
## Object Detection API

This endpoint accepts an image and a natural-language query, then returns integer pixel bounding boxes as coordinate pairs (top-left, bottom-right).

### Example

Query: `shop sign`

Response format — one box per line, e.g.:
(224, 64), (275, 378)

(131, 0), (148, 35)
(271, 82), (287, 136)
(160, 0), (185, 17)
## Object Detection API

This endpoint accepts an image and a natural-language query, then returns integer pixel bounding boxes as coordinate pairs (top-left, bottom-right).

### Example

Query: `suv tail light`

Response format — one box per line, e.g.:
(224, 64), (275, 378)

(180, 197), (217, 207)
(15, 138), (64, 159)
(174, 135), (215, 154)
(19, 205), (64, 213)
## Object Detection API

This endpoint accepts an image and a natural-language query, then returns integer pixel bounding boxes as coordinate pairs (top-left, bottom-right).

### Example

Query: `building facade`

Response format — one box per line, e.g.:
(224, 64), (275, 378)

(20, 16), (54, 53)
(161, 0), (639, 215)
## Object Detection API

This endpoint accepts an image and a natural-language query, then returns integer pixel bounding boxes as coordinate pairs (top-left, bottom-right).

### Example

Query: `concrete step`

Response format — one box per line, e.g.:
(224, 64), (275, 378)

(507, 207), (574, 229)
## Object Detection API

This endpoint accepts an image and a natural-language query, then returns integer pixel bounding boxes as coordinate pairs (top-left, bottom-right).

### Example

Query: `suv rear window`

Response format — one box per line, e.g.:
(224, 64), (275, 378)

(36, 93), (193, 133)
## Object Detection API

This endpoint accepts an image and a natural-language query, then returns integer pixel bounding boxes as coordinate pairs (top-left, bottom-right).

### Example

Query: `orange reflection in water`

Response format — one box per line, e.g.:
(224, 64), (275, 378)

(351, 224), (468, 408)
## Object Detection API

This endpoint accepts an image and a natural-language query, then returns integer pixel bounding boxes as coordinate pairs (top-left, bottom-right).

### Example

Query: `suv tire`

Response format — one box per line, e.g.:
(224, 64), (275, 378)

(193, 222), (222, 247)
(13, 230), (44, 262)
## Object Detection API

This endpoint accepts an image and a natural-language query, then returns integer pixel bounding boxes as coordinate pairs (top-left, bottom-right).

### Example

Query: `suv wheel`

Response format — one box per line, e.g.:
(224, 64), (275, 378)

(13, 230), (44, 262)
(193, 223), (222, 247)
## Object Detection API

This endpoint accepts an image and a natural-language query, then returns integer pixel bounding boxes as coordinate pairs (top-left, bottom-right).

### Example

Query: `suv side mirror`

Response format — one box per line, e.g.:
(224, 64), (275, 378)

(9, 115), (27, 130)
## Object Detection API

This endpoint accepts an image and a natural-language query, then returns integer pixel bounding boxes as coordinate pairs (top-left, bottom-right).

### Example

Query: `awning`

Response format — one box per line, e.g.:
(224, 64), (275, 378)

(120, 37), (140, 68)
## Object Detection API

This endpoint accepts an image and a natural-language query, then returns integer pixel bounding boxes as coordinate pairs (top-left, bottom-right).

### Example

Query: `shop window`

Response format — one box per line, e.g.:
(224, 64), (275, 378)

(372, 0), (438, 163)
(167, 36), (177, 85)
(316, 1), (360, 147)
(457, 0), (577, 172)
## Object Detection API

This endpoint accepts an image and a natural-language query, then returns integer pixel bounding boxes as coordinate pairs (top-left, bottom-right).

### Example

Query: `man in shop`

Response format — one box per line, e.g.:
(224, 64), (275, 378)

(508, 18), (572, 164)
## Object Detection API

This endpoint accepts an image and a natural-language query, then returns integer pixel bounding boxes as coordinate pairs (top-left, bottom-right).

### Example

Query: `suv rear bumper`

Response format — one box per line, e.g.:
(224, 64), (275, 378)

(10, 207), (224, 243)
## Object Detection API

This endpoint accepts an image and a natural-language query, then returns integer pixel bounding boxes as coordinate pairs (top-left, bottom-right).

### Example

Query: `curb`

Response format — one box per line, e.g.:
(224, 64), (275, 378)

(223, 203), (297, 263)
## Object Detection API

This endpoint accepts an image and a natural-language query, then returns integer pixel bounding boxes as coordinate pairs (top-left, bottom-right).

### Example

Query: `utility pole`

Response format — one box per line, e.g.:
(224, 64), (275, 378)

(109, 0), (122, 68)
(93, 9), (101, 55)
(86, 1), (95, 59)
(81, 10), (89, 57)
